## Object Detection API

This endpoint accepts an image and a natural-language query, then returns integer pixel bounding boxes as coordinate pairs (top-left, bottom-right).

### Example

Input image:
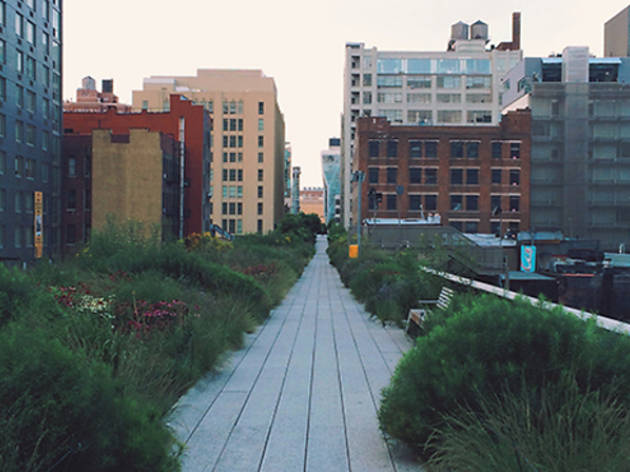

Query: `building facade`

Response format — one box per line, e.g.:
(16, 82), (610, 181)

(284, 142), (292, 211)
(353, 112), (531, 234)
(299, 187), (324, 221)
(63, 76), (132, 113)
(502, 47), (630, 249)
(322, 137), (341, 223)
(63, 94), (210, 236)
(132, 69), (286, 234)
(341, 13), (523, 228)
(61, 129), (179, 252)
(605, 5), (630, 57)
(0, 0), (63, 265)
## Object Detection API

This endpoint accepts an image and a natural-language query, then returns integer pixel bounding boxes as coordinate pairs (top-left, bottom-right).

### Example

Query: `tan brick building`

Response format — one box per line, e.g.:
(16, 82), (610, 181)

(132, 70), (286, 234)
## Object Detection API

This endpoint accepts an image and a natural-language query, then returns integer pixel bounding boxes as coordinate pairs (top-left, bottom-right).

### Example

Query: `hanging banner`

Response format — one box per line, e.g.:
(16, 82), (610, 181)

(34, 191), (43, 258)
(520, 245), (536, 273)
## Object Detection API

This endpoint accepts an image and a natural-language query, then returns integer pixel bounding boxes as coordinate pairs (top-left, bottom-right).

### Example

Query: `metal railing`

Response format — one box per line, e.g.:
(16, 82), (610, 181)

(422, 267), (630, 335)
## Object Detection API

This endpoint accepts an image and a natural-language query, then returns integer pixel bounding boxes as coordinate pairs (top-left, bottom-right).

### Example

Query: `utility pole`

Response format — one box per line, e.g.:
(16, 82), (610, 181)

(352, 171), (365, 256)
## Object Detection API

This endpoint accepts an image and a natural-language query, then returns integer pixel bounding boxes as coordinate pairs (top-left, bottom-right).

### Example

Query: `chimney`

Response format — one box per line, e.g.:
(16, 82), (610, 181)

(512, 12), (521, 50)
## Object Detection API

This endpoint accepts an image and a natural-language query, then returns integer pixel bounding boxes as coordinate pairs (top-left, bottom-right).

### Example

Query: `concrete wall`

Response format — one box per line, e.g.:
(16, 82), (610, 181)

(605, 6), (630, 57)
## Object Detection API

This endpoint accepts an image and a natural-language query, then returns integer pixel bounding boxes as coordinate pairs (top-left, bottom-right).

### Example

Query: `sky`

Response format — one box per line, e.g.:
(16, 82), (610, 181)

(64, 0), (630, 188)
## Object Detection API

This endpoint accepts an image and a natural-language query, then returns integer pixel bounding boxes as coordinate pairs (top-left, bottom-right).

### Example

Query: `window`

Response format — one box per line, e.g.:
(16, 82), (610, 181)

(466, 169), (479, 185)
(257, 219), (263, 233)
(509, 196), (520, 212)
(450, 194), (463, 211)
(16, 50), (23, 74)
(42, 131), (49, 150)
(229, 202), (236, 215)
(509, 170), (520, 186)
(258, 169), (263, 181)
(67, 189), (76, 210)
(381, 109), (402, 123)
(257, 186), (263, 198)
(15, 121), (24, 143)
(0, 151), (4, 174)
(258, 101), (264, 114)
(465, 59), (491, 74)
(466, 195), (478, 211)
(466, 142), (479, 158)
(450, 169), (463, 185)
(258, 152), (263, 163)
(42, 31), (49, 54)
(26, 21), (35, 45)
(424, 168), (437, 184)
(407, 77), (432, 89)
(26, 125), (35, 146)
(466, 76), (492, 89)
(14, 156), (23, 177)
(425, 194), (437, 210)
(15, 226), (22, 248)
(425, 141), (437, 158)
(68, 157), (76, 177)
(492, 142), (502, 159)
(257, 202), (263, 215)
(510, 142), (521, 159)
(409, 140), (422, 158)
(0, 188), (4, 211)
(223, 119), (228, 131)
(222, 202), (227, 215)
(368, 167), (379, 183)
(237, 169), (243, 182)
(15, 13), (23, 36)
(0, 40), (4, 64)
(25, 159), (34, 178)
(237, 202), (242, 215)
(43, 66), (50, 87)
(377, 76), (402, 88)
(363, 91), (372, 104)
(363, 73), (372, 86)
(14, 191), (22, 213)
(41, 163), (49, 182)
(491, 195), (501, 212)
(467, 110), (492, 123)
(26, 90), (35, 112)
(0, 2), (4, 26)
(491, 169), (502, 184)
(67, 225), (76, 244)
(258, 136), (264, 147)
(438, 110), (462, 123)
(386, 167), (397, 183)
(464, 221), (479, 233)
(409, 194), (422, 211)
(377, 58), (402, 74)
(436, 93), (461, 103)
(386, 140), (398, 157)
(436, 76), (460, 89)
(258, 118), (264, 131)
(386, 194), (397, 210)
(368, 140), (379, 157)
(378, 92), (403, 104)
(238, 119), (243, 131)
(406, 93), (431, 104)
(409, 167), (421, 183)
(407, 58), (431, 74)
(16, 85), (23, 108)
(0, 77), (5, 102)
(229, 169), (236, 181)
(450, 141), (464, 158)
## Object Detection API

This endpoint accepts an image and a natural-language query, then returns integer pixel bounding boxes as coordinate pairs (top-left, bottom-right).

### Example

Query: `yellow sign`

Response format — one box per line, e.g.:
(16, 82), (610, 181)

(34, 191), (43, 258)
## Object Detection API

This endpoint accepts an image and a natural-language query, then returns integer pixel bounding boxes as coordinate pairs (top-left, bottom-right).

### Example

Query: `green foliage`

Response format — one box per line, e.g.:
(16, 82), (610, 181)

(378, 295), (630, 457)
(0, 322), (179, 472)
(427, 372), (630, 471)
(0, 218), (315, 470)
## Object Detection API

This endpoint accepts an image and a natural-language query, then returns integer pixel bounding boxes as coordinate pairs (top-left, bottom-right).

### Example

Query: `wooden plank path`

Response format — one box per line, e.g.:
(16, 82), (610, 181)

(168, 235), (421, 471)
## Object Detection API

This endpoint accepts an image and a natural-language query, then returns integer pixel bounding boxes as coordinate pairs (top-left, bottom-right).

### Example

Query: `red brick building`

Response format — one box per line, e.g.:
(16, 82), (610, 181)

(353, 110), (531, 234)
(63, 94), (211, 236)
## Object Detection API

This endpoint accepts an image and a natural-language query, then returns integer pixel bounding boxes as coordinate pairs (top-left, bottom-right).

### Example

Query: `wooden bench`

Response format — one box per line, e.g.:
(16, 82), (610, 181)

(406, 286), (455, 335)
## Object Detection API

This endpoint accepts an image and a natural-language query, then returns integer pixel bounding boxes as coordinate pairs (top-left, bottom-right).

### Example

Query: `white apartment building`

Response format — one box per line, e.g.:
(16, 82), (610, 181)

(341, 14), (523, 228)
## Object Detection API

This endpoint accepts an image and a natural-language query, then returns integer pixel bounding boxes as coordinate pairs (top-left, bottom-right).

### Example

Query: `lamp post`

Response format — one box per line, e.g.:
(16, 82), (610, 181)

(352, 170), (365, 256)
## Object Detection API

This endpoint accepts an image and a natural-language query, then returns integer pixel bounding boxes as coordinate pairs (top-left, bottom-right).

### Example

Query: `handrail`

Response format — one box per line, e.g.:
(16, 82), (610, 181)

(421, 266), (630, 335)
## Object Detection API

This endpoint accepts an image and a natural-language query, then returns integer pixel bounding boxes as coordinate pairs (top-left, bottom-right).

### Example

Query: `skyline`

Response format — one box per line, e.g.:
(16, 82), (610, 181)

(63, 0), (630, 188)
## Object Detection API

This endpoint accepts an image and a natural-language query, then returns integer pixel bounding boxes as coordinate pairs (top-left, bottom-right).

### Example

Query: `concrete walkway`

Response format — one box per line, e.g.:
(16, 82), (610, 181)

(170, 235), (421, 471)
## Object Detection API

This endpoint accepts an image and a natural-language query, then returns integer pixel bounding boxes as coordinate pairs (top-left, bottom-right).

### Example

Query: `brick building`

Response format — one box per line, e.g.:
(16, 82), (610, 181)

(63, 94), (210, 237)
(61, 129), (179, 252)
(353, 110), (531, 234)
(63, 76), (132, 113)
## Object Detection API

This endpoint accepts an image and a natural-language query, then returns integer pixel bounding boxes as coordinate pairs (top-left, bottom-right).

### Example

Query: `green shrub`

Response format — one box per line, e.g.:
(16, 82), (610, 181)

(427, 372), (630, 471)
(0, 322), (179, 472)
(378, 295), (630, 456)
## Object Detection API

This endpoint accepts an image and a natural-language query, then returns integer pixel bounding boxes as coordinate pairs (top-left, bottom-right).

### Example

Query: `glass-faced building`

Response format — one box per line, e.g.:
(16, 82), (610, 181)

(0, 0), (63, 265)
(341, 15), (522, 228)
(321, 137), (341, 224)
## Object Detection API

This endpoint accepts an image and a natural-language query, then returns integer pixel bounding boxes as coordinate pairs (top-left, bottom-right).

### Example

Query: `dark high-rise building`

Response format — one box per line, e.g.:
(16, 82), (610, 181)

(0, 0), (63, 265)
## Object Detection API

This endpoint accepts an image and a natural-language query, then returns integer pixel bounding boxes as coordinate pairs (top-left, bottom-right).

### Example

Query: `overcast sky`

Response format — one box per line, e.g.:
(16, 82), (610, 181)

(64, 0), (630, 188)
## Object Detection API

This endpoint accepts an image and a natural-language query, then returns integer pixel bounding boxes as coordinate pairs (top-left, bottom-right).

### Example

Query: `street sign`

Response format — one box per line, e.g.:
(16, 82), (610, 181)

(34, 191), (43, 258)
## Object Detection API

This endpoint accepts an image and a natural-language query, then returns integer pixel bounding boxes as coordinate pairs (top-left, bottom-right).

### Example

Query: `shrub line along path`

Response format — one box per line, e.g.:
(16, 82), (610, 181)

(170, 235), (421, 471)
